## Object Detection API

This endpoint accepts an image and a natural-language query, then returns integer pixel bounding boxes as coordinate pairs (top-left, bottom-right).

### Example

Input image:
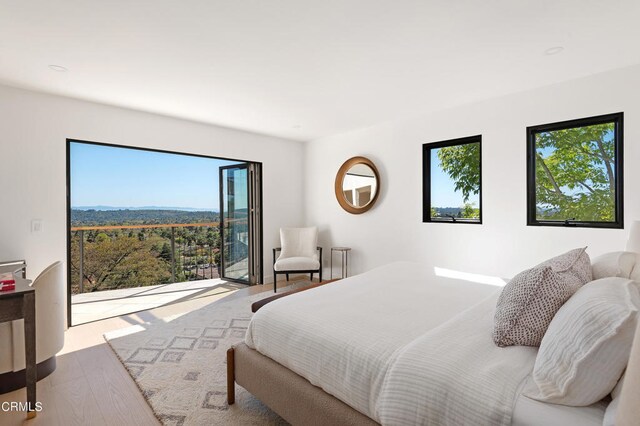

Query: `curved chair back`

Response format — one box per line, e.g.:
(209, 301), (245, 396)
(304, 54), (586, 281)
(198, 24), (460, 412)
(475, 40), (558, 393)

(279, 227), (319, 260)
(11, 261), (65, 369)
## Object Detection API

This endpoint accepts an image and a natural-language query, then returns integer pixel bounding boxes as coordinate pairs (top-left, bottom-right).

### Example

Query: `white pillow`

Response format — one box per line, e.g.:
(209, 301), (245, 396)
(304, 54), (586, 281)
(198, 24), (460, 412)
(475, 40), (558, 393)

(612, 373), (626, 400)
(603, 398), (619, 426)
(525, 277), (639, 406)
(630, 256), (640, 281)
(591, 252), (637, 280)
(603, 375), (625, 426)
(279, 227), (318, 260)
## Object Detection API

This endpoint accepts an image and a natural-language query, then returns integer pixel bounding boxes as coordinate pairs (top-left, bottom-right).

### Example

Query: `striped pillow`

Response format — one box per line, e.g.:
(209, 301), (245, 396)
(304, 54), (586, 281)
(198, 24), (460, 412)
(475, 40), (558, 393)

(526, 277), (639, 406)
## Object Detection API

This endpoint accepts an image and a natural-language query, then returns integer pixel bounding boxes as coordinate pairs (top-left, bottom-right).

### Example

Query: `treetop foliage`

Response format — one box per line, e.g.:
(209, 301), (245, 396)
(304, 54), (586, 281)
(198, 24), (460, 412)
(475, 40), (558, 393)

(436, 142), (481, 204)
(534, 122), (616, 221)
(71, 209), (220, 226)
(432, 141), (481, 220)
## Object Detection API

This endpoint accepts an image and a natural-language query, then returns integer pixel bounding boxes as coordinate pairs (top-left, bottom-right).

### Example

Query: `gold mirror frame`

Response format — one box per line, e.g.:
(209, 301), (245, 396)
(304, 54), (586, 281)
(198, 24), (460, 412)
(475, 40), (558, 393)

(335, 156), (381, 214)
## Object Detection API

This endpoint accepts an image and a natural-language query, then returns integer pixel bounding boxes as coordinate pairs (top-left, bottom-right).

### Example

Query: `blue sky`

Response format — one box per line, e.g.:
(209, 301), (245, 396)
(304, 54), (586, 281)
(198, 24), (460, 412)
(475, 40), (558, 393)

(430, 148), (480, 208)
(70, 142), (242, 210)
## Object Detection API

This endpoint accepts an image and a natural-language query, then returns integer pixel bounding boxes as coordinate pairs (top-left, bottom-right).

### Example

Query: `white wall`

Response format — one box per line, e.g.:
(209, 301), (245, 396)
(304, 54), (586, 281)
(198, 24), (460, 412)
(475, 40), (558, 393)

(0, 84), (304, 287)
(304, 64), (640, 279)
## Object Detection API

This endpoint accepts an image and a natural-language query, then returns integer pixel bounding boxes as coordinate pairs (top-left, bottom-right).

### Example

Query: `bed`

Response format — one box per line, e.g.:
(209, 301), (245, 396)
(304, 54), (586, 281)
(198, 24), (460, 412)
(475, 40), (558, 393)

(227, 259), (639, 425)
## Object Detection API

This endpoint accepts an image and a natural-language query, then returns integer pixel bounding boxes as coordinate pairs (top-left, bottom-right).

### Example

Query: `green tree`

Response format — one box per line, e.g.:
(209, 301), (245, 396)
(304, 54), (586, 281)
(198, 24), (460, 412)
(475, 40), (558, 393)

(95, 232), (110, 243)
(534, 123), (615, 221)
(436, 142), (481, 220)
(437, 142), (481, 203)
(70, 235), (170, 293)
(461, 203), (479, 219)
(159, 242), (172, 262)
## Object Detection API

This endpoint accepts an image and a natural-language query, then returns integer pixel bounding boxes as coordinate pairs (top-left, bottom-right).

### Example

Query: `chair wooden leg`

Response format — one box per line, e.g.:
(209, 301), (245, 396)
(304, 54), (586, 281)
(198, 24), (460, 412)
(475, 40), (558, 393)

(227, 347), (235, 405)
(286, 273), (289, 281)
(319, 268), (322, 282)
(310, 273), (313, 281)
(273, 271), (277, 293)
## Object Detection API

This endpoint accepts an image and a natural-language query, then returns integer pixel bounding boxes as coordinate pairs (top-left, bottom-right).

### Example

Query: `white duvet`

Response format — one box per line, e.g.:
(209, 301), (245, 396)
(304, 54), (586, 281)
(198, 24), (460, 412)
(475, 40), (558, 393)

(245, 261), (537, 425)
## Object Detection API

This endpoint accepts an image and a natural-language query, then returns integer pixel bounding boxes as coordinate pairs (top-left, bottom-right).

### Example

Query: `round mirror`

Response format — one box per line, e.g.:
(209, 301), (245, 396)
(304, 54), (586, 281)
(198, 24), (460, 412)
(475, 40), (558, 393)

(335, 156), (380, 214)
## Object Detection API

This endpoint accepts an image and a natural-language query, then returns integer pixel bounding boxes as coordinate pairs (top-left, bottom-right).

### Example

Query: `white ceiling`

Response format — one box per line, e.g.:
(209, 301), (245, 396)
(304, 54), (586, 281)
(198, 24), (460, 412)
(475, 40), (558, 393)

(1, 1), (639, 142)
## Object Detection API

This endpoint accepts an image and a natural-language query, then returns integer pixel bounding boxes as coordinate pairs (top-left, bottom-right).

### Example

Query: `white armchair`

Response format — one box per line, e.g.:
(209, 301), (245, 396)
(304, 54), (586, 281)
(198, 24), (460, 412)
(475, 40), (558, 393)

(273, 227), (323, 292)
(0, 261), (65, 393)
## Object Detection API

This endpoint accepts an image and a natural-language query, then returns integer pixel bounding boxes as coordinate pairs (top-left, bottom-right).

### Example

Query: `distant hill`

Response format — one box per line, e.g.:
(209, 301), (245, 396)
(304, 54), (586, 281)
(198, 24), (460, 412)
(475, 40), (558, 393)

(433, 207), (463, 216)
(71, 209), (222, 226)
(74, 205), (217, 212)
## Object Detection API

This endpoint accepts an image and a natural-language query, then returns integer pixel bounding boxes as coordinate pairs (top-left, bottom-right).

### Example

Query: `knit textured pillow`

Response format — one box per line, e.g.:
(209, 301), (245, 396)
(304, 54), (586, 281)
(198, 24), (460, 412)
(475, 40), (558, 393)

(493, 248), (592, 347)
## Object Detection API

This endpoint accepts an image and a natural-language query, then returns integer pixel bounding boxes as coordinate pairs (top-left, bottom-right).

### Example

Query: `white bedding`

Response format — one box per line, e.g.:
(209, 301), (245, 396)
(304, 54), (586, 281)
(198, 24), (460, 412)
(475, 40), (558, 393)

(376, 294), (538, 425)
(245, 261), (508, 421)
(512, 379), (607, 426)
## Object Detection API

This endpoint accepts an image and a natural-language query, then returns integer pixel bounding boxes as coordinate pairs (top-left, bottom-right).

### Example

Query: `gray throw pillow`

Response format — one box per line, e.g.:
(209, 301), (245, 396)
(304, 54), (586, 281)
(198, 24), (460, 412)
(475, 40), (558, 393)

(493, 248), (592, 347)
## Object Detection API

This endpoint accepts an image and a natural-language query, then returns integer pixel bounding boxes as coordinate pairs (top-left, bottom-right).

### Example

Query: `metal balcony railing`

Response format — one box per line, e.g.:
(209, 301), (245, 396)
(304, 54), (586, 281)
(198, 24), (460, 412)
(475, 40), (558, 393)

(70, 222), (220, 294)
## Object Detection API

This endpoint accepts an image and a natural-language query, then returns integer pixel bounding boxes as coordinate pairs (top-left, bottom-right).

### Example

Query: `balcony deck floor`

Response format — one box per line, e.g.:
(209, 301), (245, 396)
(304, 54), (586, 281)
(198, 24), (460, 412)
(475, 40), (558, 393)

(71, 278), (246, 325)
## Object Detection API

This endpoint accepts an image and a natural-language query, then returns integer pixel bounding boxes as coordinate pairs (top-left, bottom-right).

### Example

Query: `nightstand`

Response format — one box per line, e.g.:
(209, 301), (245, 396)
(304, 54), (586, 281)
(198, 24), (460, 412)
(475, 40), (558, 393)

(330, 247), (351, 279)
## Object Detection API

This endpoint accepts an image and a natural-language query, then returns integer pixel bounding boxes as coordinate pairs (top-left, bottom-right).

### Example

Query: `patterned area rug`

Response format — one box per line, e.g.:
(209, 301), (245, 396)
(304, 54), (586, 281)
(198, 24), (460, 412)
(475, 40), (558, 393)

(104, 283), (309, 425)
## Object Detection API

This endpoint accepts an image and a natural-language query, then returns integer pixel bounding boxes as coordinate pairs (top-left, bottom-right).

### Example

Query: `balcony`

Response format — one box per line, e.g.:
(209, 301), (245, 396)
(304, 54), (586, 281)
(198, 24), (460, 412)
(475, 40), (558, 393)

(70, 222), (246, 325)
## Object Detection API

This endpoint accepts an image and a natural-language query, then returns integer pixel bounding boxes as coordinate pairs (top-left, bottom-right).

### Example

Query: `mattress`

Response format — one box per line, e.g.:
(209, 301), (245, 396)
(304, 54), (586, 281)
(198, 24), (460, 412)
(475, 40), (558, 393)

(245, 261), (503, 420)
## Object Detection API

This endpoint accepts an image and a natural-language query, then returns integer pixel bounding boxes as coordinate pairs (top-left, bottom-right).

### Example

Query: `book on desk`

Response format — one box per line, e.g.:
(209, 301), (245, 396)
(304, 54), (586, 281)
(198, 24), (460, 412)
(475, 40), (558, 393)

(0, 272), (16, 291)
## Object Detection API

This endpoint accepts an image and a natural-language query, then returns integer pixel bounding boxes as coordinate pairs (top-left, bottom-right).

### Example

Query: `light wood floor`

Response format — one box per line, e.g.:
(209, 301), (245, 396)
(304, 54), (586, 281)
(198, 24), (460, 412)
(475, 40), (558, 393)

(0, 279), (308, 426)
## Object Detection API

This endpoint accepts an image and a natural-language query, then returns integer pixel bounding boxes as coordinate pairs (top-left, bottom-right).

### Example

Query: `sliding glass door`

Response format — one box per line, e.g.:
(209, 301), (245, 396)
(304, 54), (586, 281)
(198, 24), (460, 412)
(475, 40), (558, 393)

(219, 164), (261, 284)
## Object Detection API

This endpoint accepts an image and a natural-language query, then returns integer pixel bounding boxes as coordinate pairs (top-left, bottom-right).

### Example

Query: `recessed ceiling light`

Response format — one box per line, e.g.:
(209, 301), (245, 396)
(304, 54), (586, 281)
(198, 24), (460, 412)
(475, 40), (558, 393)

(544, 46), (564, 56)
(48, 65), (68, 72)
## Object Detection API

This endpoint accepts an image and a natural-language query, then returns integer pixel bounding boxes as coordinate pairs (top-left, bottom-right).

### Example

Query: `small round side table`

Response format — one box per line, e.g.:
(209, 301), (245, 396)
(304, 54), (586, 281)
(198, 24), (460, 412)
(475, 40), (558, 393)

(330, 247), (351, 279)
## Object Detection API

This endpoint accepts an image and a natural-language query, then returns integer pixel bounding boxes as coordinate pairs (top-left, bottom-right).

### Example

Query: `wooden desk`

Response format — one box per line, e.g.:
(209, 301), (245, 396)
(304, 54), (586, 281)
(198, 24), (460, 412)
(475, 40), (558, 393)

(0, 278), (36, 419)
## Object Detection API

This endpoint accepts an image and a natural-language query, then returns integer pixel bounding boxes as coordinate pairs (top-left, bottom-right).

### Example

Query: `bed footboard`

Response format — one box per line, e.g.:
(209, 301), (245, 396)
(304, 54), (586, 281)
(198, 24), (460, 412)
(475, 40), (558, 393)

(228, 342), (378, 426)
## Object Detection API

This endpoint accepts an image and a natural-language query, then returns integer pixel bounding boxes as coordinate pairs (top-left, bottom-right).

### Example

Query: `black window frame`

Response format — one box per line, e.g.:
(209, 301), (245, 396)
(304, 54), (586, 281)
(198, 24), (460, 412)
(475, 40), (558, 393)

(422, 135), (483, 224)
(526, 112), (624, 229)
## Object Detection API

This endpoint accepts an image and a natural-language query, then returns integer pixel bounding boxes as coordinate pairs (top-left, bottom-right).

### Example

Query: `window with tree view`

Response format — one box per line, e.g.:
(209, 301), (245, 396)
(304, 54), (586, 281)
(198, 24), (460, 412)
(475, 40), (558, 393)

(423, 135), (482, 223)
(527, 113), (623, 228)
